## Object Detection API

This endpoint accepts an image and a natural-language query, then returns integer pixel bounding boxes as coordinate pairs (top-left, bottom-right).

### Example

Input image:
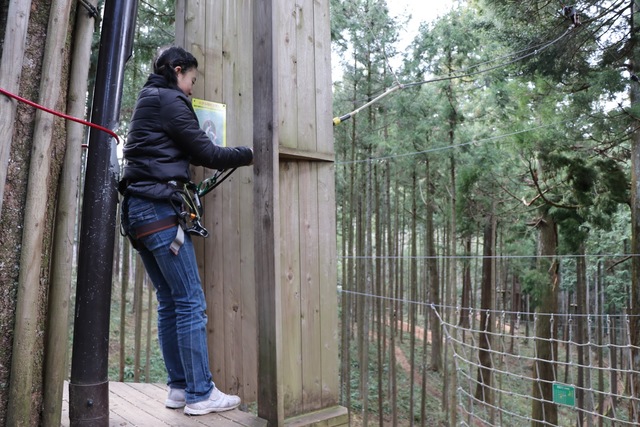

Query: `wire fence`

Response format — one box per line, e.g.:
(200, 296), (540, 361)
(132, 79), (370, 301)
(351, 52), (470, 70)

(340, 288), (640, 426)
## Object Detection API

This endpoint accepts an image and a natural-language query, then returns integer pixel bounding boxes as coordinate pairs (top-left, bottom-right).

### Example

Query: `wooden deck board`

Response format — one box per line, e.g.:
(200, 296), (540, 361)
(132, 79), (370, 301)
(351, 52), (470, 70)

(61, 381), (267, 427)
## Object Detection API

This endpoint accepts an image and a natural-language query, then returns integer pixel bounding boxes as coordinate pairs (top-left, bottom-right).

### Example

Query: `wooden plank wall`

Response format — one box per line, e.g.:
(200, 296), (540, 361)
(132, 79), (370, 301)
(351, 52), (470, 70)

(177, 0), (338, 421)
(275, 0), (338, 417)
(176, 0), (257, 403)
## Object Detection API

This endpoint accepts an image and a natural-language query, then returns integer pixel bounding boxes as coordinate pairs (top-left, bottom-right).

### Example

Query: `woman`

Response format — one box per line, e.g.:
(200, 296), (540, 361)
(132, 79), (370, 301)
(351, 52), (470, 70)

(119, 46), (253, 415)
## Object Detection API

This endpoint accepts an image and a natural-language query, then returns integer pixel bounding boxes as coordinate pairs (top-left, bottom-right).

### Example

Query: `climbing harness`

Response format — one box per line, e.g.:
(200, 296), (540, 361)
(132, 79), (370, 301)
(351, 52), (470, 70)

(172, 167), (238, 238)
(171, 181), (209, 238)
(196, 168), (237, 198)
(122, 168), (238, 255)
(167, 168), (238, 251)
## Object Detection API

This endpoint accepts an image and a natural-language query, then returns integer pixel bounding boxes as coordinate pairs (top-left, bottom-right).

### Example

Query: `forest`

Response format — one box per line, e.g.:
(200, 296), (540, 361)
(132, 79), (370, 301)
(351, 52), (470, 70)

(0, 0), (640, 426)
(331, 0), (640, 426)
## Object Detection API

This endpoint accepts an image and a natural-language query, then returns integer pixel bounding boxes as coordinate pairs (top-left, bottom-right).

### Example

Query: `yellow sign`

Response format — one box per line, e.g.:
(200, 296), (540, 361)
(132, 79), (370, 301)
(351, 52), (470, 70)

(192, 98), (226, 147)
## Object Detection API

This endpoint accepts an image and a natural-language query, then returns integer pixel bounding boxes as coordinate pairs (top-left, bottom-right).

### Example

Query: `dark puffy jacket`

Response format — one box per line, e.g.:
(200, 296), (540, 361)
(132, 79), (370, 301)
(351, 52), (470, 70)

(120, 74), (253, 199)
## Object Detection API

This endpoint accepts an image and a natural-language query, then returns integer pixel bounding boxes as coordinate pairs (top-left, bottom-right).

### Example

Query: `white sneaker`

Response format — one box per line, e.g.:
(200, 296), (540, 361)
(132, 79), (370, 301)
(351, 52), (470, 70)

(184, 387), (241, 415)
(165, 388), (186, 409)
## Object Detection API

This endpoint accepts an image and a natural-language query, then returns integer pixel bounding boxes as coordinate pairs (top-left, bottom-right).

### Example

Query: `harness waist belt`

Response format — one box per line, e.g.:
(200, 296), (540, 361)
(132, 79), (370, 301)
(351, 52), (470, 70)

(134, 216), (178, 239)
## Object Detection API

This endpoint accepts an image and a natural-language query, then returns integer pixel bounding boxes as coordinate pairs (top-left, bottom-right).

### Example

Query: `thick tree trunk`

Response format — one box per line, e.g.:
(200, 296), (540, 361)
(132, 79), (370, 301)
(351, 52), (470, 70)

(531, 210), (559, 427)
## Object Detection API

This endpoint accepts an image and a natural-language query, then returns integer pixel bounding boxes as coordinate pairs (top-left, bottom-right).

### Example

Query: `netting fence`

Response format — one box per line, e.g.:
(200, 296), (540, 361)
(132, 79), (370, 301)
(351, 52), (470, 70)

(339, 284), (640, 426)
(433, 306), (640, 426)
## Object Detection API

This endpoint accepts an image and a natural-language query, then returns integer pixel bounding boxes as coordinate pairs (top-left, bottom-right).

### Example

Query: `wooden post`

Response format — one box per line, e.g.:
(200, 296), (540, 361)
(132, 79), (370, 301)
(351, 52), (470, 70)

(0, 0), (32, 214)
(6, 1), (74, 424)
(42, 2), (99, 425)
(253, 0), (284, 423)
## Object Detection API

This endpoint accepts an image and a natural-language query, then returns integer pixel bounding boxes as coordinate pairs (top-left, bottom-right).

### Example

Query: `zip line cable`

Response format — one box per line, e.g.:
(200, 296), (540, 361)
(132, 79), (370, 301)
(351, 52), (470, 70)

(457, 31), (573, 73)
(333, 84), (404, 126)
(335, 120), (568, 165)
(334, 108), (629, 166)
(404, 28), (573, 89)
(0, 87), (121, 144)
(334, 28), (572, 117)
(338, 288), (640, 318)
(333, 27), (574, 126)
(344, 15), (572, 108)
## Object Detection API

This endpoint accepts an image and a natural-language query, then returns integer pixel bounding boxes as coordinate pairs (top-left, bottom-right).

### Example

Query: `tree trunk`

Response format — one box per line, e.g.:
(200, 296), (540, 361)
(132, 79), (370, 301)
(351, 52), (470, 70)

(374, 163), (384, 427)
(597, 261), (604, 426)
(445, 77), (459, 425)
(409, 171), (418, 426)
(459, 236), (472, 328)
(119, 242), (130, 382)
(475, 212), (495, 405)
(426, 158), (441, 372)
(531, 210), (559, 427)
(0, 0), (32, 213)
(388, 164), (398, 426)
(576, 243), (587, 426)
(610, 315), (618, 415)
(629, 3), (640, 422)
(133, 257), (144, 382)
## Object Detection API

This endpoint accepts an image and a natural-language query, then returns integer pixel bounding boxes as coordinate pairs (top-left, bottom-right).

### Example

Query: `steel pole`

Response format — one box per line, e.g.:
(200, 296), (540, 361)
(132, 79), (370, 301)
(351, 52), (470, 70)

(69, 1), (137, 425)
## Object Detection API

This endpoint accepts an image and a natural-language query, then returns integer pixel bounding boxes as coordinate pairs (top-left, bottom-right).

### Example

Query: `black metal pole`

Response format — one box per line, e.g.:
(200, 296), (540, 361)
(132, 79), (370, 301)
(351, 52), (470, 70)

(69, 1), (137, 425)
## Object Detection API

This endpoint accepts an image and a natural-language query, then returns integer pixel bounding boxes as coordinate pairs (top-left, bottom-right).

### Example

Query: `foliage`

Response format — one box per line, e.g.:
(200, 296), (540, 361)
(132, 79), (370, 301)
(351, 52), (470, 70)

(119, 0), (176, 135)
(521, 268), (549, 307)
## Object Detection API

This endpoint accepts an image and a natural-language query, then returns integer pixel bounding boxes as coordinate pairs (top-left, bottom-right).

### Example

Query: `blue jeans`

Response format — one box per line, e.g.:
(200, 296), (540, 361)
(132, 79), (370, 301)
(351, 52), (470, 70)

(122, 195), (213, 403)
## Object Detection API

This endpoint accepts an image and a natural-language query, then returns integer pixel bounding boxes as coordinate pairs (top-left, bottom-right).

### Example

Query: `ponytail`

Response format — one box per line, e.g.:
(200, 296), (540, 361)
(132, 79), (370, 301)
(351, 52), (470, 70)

(153, 46), (198, 87)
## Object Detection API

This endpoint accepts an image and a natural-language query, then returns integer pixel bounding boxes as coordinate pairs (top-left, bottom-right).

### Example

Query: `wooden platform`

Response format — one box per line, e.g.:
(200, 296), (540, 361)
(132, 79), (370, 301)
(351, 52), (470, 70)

(61, 381), (267, 427)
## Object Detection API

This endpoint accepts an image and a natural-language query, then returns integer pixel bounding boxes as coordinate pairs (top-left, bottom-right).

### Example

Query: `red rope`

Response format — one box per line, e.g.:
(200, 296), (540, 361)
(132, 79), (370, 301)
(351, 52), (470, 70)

(0, 86), (121, 144)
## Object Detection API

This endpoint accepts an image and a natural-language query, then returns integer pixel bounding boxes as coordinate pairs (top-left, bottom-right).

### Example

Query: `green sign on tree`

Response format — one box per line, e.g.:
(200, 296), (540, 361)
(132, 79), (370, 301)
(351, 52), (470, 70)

(552, 383), (576, 407)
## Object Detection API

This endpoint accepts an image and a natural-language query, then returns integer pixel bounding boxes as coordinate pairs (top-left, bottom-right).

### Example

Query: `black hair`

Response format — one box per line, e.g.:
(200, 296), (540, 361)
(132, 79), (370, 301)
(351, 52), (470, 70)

(153, 46), (199, 87)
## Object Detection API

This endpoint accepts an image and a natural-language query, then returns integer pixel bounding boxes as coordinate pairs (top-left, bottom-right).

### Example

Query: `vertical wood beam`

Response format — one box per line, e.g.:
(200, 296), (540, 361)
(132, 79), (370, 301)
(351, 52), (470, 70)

(237, 1), (258, 403)
(0, 0), (32, 213)
(43, 2), (100, 424)
(7, 0), (73, 424)
(253, 0), (284, 424)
